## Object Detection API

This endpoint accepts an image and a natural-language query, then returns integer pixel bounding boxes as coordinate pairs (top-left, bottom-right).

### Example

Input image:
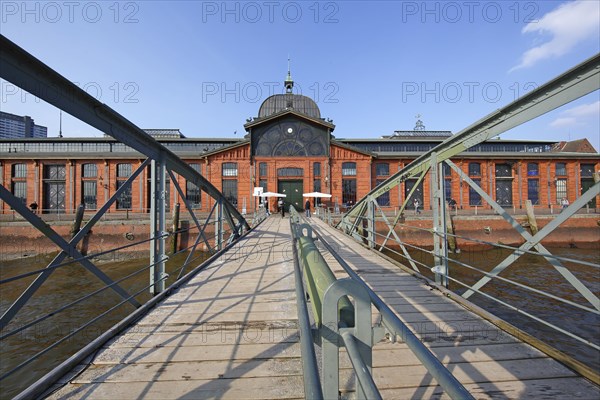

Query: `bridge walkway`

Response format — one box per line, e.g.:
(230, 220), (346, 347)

(46, 216), (304, 399)
(310, 217), (599, 399)
(44, 216), (599, 399)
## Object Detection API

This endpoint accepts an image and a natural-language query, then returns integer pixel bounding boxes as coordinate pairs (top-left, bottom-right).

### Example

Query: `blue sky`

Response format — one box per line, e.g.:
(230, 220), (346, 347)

(1, 1), (599, 150)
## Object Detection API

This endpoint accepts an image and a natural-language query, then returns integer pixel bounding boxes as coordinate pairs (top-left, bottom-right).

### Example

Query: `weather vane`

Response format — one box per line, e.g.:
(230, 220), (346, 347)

(414, 114), (425, 131)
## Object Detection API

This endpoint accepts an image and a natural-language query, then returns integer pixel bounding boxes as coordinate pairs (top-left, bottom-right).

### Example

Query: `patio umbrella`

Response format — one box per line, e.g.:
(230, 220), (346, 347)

(302, 192), (332, 198)
(257, 192), (286, 197)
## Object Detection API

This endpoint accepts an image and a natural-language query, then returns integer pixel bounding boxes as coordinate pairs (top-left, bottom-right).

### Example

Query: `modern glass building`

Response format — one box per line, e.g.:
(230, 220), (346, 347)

(0, 111), (48, 139)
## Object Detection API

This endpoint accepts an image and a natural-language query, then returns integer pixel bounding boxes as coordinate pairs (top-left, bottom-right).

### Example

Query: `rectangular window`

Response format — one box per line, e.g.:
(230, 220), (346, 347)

(116, 181), (132, 209)
(555, 163), (567, 176)
(222, 179), (238, 207)
(222, 162), (238, 177)
(259, 162), (267, 177)
(528, 179), (539, 205)
(495, 163), (512, 177)
(342, 162), (356, 176)
(443, 163), (451, 177)
(186, 163), (201, 209)
(527, 163), (539, 176)
(444, 179), (452, 200)
(556, 179), (567, 204)
(45, 164), (66, 180)
(12, 181), (27, 205)
(313, 162), (321, 177)
(83, 181), (97, 210)
(376, 179), (390, 206)
(342, 178), (356, 206)
(469, 179), (482, 206)
(259, 179), (268, 192)
(375, 163), (389, 176)
(116, 163), (132, 178)
(468, 162), (481, 176)
(82, 163), (97, 178)
(12, 163), (27, 178)
(186, 182), (201, 209)
(580, 163), (594, 177)
(313, 179), (321, 193)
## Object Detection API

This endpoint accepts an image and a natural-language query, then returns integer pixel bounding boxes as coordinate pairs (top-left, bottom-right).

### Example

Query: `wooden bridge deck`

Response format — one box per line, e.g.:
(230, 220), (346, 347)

(46, 216), (599, 399)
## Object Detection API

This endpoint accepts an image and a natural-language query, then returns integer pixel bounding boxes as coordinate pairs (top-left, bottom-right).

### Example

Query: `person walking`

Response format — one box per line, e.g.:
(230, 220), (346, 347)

(413, 198), (421, 214)
(278, 198), (285, 218)
(305, 199), (311, 217)
(561, 197), (569, 210)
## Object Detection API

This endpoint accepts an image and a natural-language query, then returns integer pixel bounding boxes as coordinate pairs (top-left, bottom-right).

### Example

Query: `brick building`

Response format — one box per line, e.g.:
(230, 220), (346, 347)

(1, 75), (598, 215)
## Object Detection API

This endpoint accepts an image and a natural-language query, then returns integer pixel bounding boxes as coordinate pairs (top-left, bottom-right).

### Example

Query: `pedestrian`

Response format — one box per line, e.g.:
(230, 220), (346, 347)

(278, 198), (285, 218)
(29, 201), (38, 213)
(305, 199), (311, 217)
(413, 198), (421, 214)
(448, 198), (457, 211)
(561, 197), (569, 210)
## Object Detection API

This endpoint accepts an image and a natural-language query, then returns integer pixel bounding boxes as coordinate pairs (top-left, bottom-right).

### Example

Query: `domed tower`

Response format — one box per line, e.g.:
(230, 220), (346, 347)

(245, 64), (334, 158)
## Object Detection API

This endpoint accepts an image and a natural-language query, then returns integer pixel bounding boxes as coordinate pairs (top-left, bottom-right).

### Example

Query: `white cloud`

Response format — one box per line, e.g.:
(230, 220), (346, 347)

(549, 117), (577, 128)
(549, 100), (600, 128)
(562, 100), (600, 117)
(510, 1), (600, 72)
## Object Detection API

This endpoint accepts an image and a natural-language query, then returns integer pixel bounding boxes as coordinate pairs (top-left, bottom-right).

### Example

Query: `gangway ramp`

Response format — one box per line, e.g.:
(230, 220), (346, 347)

(43, 217), (599, 399)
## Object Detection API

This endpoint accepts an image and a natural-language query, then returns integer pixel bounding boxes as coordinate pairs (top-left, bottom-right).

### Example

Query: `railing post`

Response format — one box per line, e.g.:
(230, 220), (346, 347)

(322, 278), (374, 400)
(215, 198), (223, 251)
(431, 154), (448, 287)
(150, 158), (167, 295)
(367, 198), (375, 249)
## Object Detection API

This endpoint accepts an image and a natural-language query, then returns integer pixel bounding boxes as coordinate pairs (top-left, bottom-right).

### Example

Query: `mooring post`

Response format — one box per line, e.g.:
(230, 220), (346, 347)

(70, 203), (85, 238)
(171, 202), (180, 254)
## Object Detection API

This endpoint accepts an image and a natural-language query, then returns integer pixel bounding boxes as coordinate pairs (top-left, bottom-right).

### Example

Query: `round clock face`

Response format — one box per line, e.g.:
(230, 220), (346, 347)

(287, 127), (293, 134)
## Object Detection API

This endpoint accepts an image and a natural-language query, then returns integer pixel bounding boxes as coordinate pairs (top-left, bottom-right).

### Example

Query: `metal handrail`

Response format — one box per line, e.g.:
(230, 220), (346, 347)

(349, 222), (600, 315)
(289, 212), (323, 400)
(11, 223), (261, 400)
(307, 218), (475, 400)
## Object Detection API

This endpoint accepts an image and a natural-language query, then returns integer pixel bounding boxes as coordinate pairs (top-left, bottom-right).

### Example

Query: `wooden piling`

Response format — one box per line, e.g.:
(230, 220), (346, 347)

(170, 203), (180, 254)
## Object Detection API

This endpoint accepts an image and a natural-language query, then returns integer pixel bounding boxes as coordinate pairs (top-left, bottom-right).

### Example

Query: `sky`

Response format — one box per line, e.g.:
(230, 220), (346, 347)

(1, 0), (599, 150)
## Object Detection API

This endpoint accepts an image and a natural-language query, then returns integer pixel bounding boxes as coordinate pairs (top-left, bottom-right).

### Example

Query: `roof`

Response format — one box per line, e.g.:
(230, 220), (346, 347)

(387, 130), (452, 138)
(244, 109), (335, 130)
(552, 138), (597, 153)
(258, 93), (321, 119)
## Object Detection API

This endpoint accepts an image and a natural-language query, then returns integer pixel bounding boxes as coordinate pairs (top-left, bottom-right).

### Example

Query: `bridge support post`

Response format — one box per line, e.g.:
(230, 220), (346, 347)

(150, 158), (167, 295)
(215, 198), (223, 250)
(430, 154), (449, 287)
(367, 199), (375, 249)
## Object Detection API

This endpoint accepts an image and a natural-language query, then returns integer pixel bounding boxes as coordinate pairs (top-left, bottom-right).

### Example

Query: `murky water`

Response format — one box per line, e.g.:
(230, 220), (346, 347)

(0, 251), (209, 399)
(393, 245), (600, 371)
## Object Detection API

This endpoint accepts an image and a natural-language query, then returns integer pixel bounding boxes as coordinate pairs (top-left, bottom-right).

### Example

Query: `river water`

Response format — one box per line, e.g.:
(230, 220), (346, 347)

(0, 252), (209, 399)
(1, 247), (599, 398)
(394, 246), (600, 372)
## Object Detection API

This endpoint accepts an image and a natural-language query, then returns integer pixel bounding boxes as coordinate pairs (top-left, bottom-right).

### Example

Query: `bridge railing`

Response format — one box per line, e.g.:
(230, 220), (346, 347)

(0, 35), (260, 399)
(331, 53), (600, 384)
(289, 206), (474, 399)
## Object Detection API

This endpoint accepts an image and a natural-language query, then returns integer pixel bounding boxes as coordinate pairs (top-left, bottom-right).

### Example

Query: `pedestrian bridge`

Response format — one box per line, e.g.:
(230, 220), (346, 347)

(25, 214), (594, 399)
(1, 35), (599, 399)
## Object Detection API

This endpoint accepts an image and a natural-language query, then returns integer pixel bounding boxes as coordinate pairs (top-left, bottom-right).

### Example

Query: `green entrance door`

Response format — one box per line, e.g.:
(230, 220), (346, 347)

(278, 180), (304, 211)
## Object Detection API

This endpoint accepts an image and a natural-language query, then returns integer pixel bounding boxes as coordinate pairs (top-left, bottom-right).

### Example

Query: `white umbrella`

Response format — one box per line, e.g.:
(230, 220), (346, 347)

(258, 192), (286, 198)
(302, 192), (332, 198)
